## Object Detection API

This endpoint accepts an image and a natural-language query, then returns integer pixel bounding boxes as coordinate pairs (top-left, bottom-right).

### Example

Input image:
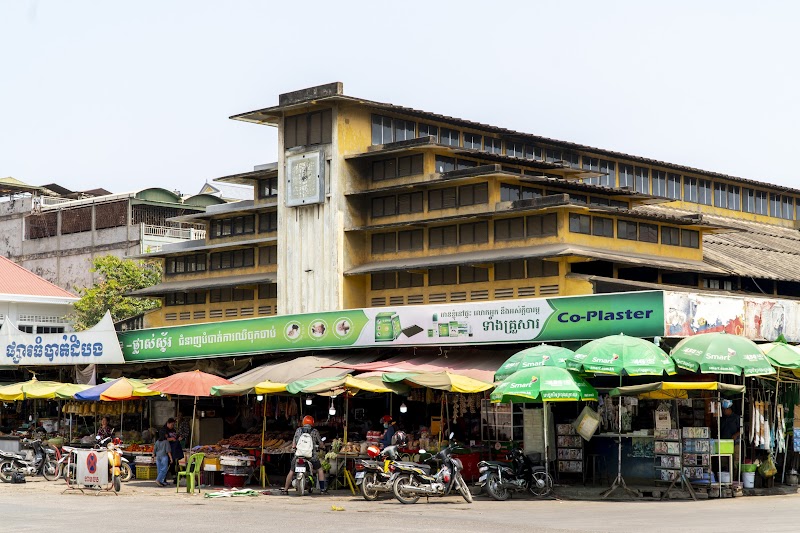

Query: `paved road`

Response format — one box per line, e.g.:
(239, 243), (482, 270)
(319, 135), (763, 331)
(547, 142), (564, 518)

(1, 478), (797, 533)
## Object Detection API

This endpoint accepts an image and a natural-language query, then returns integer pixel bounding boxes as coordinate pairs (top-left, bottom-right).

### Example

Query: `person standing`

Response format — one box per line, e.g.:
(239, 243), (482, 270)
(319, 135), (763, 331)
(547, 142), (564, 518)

(153, 434), (172, 487)
(380, 415), (395, 449)
(160, 418), (184, 482)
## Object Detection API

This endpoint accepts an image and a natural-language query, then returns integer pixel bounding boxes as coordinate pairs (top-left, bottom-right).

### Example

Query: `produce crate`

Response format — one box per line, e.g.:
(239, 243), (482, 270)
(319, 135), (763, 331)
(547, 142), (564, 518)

(136, 465), (158, 480)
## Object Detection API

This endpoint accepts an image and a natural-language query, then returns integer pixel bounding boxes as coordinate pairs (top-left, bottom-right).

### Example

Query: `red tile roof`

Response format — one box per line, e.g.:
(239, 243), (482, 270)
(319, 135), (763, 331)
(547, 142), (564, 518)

(0, 256), (77, 298)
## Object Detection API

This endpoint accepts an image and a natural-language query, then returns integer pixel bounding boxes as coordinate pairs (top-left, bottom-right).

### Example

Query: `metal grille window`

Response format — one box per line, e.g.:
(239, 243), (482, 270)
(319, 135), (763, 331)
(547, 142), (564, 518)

(506, 142), (523, 158)
(286, 110), (332, 148)
(459, 266), (489, 284)
(371, 232), (397, 254)
(259, 212), (278, 233)
(259, 177), (279, 199)
(619, 164), (634, 189)
(494, 260), (525, 280)
(526, 214), (558, 237)
(652, 171), (667, 197)
(440, 128), (460, 147)
(435, 156), (456, 174)
(528, 259), (559, 278)
(95, 201), (128, 230)
(666, 173), (681, 199)
(634, 167), (650, 194)
(458, 183), (489, 206)
(61, 206), (92, 235)
(258, 246), (277, 265)
(428, 187), (457, 210)
(617, 220), (638, 240)
(569, 213), (591, 234)
(662, 226), (680, 246)
(371, 272), (397, 290)
(638, 223), (658, 243)
(25, 212), (58, 240)
(592, 217), (614, 237)
(484, 137), (502, 154)
(463, 133), (482, 150)
(397, 229), (423, 251)
(371, 196), (396, 218)
(429, 225), (458, 248)
(459, 222), (488, 245)
(525, 145), (543, 161)
(494, 217), (525, 241)
(397, 192), (424, 214)
(397, 271), (424, 288)
(428, 267), (458, 286)
(681, 229), (700, 248)
(418, 123), (438, 141)
(258, 283), (278, 299)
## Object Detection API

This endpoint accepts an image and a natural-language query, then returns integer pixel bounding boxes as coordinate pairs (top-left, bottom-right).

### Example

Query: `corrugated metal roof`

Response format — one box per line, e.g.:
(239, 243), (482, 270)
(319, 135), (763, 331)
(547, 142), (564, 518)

(0, 256), (77, 299)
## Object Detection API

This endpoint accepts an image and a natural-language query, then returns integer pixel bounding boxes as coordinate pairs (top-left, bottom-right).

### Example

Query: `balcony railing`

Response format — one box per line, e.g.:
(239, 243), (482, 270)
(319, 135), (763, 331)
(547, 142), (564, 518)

(142, 225), (206, 240)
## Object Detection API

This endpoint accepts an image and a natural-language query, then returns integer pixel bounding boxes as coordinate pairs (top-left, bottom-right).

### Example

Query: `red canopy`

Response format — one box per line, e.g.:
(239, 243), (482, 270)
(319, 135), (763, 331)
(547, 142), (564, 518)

(148, 370), (232, 397)
(324, 352), (510, 383)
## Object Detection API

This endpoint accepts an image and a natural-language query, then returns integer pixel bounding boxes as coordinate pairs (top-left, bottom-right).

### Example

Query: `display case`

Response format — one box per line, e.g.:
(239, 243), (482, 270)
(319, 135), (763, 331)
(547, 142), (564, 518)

(654, 428), (681, 483)
(556, 423), (583, 474)
(682, 426), (710, 481)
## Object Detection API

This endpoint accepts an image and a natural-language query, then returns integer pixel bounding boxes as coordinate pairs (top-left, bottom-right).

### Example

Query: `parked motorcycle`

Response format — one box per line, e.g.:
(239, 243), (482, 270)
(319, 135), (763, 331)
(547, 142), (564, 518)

(0, 438), (59, 483)
(391, 434), (473, 504)
(59, 440), (131, 483)
(292, 437), (325, 496)
(477, 448), (553, 500)
(356, 444), (406, 501)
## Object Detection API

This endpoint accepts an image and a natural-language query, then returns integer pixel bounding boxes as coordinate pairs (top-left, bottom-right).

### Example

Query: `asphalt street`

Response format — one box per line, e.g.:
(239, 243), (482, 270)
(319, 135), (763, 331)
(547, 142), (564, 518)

(1, 478), (797, 533)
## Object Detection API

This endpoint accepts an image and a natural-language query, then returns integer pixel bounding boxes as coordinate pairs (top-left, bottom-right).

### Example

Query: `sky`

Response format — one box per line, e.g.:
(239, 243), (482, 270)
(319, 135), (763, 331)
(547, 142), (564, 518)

(1, 1), (799, 196)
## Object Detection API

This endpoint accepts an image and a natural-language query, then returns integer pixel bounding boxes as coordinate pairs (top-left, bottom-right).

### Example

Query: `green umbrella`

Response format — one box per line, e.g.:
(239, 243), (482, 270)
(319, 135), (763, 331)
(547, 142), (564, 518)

(566, 334), (676, 376)
(491, 366), (597, 403)
(494, 344), (575, 382)
(670, 332), (775, 376)
(759, 342), (800, 369)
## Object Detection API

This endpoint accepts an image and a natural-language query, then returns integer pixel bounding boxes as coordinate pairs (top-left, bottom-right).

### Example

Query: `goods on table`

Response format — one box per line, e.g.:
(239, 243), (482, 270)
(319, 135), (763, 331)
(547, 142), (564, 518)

(62, 401), (144, 415)
(125, 443), (153, 453)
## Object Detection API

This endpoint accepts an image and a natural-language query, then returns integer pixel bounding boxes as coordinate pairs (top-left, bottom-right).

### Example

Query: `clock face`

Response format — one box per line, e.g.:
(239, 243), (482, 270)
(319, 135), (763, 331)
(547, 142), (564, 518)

(286, 151), (324, 206)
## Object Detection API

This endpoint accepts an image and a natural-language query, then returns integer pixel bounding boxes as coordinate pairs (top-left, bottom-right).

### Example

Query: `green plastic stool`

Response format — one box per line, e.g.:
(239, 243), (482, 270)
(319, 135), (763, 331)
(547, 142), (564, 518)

(177, 453), (205, 494)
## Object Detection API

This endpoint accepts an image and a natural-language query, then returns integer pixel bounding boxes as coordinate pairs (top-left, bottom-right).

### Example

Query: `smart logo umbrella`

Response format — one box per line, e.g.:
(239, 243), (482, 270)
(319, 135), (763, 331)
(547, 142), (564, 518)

(759, 342), (800, 370)
(566, 334), (676, 376)
(494, 345), (575, 382)
(491, 367), (597, 403)
(670, 332), (775, 377)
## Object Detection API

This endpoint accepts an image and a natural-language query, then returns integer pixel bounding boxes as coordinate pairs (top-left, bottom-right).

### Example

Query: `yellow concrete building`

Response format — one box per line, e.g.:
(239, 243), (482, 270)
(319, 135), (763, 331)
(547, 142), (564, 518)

(131, 82), (800, 326)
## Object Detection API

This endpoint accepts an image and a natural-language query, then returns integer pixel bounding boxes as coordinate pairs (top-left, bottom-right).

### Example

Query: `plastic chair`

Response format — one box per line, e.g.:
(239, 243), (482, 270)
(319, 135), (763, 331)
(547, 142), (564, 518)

(177, 453), (205, 494)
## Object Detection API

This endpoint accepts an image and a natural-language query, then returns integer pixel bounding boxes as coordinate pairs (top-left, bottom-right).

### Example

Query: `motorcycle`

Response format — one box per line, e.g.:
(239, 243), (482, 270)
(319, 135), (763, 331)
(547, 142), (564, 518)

(355, 444), (406, 501)
(291, 437), (325, 496)
(477, 448), (553, 500)
(391, 433), (473, 504)
(0, 438), (59, 483)
(58, 440), (132, 483)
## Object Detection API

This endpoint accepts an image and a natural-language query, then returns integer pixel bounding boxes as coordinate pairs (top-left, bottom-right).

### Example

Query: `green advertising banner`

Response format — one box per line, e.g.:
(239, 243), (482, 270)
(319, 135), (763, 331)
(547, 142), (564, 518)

(119, 291), (665, 362)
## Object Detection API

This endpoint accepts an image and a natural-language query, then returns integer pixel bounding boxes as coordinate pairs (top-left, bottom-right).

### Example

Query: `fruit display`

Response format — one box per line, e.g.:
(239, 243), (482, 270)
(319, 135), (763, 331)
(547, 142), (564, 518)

(125, 443), (153, 453)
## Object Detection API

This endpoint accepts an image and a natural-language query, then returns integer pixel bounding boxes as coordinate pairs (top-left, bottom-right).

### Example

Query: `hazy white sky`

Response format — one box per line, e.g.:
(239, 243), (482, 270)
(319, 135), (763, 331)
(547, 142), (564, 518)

(1, 1), (798, 195)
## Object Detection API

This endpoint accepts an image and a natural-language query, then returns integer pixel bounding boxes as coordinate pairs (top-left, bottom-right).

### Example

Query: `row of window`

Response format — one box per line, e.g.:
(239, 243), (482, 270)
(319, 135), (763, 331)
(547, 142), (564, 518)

(165, 246), (277, 275)
(285, 110), (333, 149)
(369, 260), (559, 290)
(568, 214), (700, 248)
(258, 177), (278, 199)
(163, 283), (278, 306)
(209, 212), (277, 238)
(372, 154), (424, 181)
(371, 214), (558, 254)
(371, 114), (799, 220)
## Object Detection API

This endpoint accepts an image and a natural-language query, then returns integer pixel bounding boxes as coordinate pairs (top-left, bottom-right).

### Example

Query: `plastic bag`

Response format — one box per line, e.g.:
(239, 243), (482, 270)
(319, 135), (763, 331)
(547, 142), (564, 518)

(758, 455), (777, 478)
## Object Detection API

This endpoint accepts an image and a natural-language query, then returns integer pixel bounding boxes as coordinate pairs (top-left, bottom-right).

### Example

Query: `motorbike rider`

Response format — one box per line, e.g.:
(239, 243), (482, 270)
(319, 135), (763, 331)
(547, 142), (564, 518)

(281, 415), (326, 494)
(380, 415), (395, 449)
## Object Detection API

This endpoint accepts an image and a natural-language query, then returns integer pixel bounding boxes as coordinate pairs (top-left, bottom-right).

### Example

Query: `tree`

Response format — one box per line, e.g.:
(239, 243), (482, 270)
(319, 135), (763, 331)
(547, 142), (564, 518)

(70, 255), (162, 331)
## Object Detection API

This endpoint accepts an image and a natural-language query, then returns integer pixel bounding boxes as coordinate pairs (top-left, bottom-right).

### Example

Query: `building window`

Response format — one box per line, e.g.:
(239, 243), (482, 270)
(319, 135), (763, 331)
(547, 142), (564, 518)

(458, 183), (488, 206)
(582, 157), (600, 185)
(371, 196), (396, 218)
(232, 288), (254, 301)
(36, 326), (66, 334)
(440, 128), (460, 147)
(484, 137), (502, 154)
(371, 272), (397, 290)
(165, 291), (206, 306)
(459, 222), (488, 245)
(697, 179), (712, 205)
(727, 185), (741, 211)
(428, 187), (457, 210)
(754, 190), (768, 215)
(652, 171), (667, 197)
(568, 213), (591, 234)
(662, 226), (680, 246)
(258, 246), (277, 265)
(285, 109), (333, 148)
(683, 177), (698, 203)
(714, 183), (740, 211)
(429, 225), (458, 248)
(770, 194), (794, 220)
(619, 164), (634, 189)
(638, 223), (658, 243)
(526, 213), (558, 237)
(397, 192), (424, 214)
(506, 142), (523, 158)
(634, 167), (649, 194)
(617, 220), (638, 240)
(459, 266), (489, 283)
(428, 267), (457, 286)
(562, 152), (580, 169)
(373, 154), (423, 181)
(599, 160), (615, 188)
(545, 148), (561, 163)
(592, 217), (614, 237)
(209, 288), (232, 303)
(371, 114), (394, 145)
(457, 158), (478, 170)
(525, 145), (543, 161)
(435, 156), (456, 174)
(397, 229), (424, 251)
(259, 212), (278, 233)
(463, 133), (482, 150)
(259, 177), (278, 199)
(500, 184), (542, 202)
(394, 119), (416, 142)
(371, 232), (397, 254)
(418, 123), (438, 141)
(666, 173), (681, 200)
(681, 229), (700, 248)
(528, 259), (559, 278)
(494, 260), (525, 280)
(210, 215), (255, 238)
(165, 254), (206, 275)
(209, 248), (255, 270)
(494, 217), (525, 241)
(258, 283), (278, 299)
(397, 271), (424, 288)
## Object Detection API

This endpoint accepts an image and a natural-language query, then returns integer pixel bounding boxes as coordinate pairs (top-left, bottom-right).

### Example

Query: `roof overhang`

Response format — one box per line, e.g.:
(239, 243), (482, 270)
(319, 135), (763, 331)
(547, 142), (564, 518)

(127, 273), (276, 296)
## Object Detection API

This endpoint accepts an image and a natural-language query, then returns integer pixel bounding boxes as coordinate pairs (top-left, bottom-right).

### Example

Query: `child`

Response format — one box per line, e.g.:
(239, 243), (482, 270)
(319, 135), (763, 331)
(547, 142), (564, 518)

(153, 434), (172, 487)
